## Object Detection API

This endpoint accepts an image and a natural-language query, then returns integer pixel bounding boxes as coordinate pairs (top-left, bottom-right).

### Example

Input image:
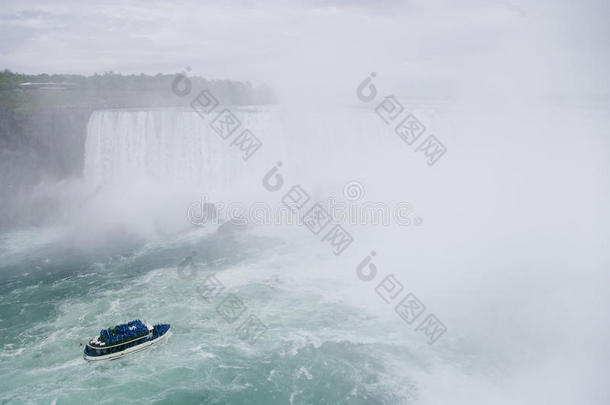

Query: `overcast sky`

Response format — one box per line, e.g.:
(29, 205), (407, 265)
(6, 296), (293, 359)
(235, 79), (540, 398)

(1, 0), (608, 101)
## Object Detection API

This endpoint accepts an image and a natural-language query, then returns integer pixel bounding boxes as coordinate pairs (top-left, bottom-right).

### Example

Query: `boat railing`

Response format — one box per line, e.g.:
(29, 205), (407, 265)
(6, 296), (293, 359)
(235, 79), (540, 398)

(87, 331), (152, 350)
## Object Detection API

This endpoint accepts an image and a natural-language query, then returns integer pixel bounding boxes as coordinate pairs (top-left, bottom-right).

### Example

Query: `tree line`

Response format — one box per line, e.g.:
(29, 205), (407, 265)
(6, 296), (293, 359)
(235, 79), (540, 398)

(0, 69), (276, 109)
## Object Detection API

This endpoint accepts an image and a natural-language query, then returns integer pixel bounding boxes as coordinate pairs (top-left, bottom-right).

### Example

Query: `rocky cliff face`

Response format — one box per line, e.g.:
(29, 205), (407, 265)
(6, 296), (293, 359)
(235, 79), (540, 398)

(1, 107), (92, 182)
(0, 106), (93, 225)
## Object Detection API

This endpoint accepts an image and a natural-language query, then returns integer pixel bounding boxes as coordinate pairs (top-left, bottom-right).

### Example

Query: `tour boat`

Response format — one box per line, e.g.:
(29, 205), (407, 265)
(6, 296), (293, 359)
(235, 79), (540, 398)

(83, 319), (170, 361)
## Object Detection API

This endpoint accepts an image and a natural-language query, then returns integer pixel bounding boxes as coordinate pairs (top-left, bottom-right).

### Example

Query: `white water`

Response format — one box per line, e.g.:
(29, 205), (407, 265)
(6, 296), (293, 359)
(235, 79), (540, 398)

(83, 109), (281, 193)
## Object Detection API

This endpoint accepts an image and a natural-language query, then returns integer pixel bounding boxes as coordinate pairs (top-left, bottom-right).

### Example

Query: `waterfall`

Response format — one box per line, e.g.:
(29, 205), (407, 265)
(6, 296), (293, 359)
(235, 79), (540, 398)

(82, 106), (438, 195)
(83, 108), (285, 195)
(75, 105), (438, 234)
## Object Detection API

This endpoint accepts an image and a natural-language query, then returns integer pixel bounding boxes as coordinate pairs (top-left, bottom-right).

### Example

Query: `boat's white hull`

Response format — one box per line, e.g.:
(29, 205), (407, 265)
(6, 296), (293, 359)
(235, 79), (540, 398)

(83, 332), (171, 362)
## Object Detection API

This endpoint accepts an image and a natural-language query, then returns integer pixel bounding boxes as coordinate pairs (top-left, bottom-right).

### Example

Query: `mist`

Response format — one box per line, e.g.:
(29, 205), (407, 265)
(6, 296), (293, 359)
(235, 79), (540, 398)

(0, 1), (608, 404)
